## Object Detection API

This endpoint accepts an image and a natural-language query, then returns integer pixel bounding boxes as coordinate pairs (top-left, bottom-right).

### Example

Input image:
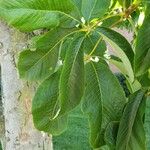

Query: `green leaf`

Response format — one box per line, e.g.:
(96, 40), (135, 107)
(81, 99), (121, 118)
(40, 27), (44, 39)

(83, 32), (106, 56)
(126, 79), (141, 93)
(18, 49), (59, 81)
(97, 27), (134, 82)
(18, 28), (77, 81)
(116, 90), (146, 150)
(73, 0), (111, 21)
(99, 145), (110, 150)
(34, 28), (76, 50)
(82, 61), (103, 148)
(101, 16), (121, 28)
(145, 96), (150, 150)
(110, 56), (141, 93)
(134, 14), (150, 76)
(110, 0), (117, 9)
(104, 121), (119, 149)
(32, 70), (68, 135)
(53, 105), (92, 150)
(138, 71), (150, 88)
(109, 55), (129, 78)
(0, 141), (2, 150)
(118, 0), (132, 9)
(59, 33), (85, 115)
(60, 38), (72, 61)
(0, 0), (78, 31)
(82, 61), (126, 148)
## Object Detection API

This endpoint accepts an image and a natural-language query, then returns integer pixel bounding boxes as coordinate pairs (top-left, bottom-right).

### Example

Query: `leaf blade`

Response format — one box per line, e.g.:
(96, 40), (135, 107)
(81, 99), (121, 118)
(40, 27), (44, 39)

(72, 0), (111, 21)
(59, 33), (85, 115)
(97, 27), (134, 82)
(144, 96), (150, 149)
(32, 71), (68, 135)
(116, 90), (146, 150)
(82, 61), (126, 148)
(81, 0), (111, 21)
(18, 28), (77, 81)
(0, 0), (78, 31)
(134, 13), (150, 76)
(82, 61), (103, 148)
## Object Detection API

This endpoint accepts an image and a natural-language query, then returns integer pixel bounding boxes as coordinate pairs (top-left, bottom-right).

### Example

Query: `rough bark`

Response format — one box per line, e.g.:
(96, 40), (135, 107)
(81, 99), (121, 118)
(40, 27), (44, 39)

(0, 22), (53, 150)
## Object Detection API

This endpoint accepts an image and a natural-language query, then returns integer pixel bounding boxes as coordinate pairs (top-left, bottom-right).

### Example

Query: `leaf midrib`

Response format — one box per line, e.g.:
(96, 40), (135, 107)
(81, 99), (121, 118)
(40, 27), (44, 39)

(91, 62), (103, 145)
(67, 35), (86, 104)
(88, 0), (97, 21)
(96, 30), (134, 83)
(6, 8), (81, 23)
(25, 30), (80, 75)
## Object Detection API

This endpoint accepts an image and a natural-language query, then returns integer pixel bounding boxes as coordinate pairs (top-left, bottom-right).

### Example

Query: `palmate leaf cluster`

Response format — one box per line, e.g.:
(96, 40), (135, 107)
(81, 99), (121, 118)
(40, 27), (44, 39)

(0, 0), (150, 149)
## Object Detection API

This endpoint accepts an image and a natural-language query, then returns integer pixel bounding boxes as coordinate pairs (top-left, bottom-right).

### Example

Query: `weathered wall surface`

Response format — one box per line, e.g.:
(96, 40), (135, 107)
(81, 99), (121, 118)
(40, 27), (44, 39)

(0, 22), (53, 150)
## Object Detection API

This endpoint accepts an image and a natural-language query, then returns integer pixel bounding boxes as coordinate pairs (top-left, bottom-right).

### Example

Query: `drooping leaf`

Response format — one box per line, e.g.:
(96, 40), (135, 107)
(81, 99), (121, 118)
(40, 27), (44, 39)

(116, 90), (146, 150)
(59, 33), (85, 115)
(32, 70), (68, 135)
(18, 28), (77, 81)
(59, 38), (72, 61)
(53, 105), (92, 150)
(97, 27), (134, 64)
(115, 73), (130, 97)
(73, 0), (111, 21)
(110, 55), (141, 93)
(104, 121), (119, 149)
(33, 28), (77, 51)
(18, 48), (59, 81)
(134, 14), (150, 76)
(126, 79), (141, 94)
(138, 71), (150, 88)
(145, 96), (150, 150)
(82, 61), (126, 148)
(97, 27), (134, 82)
(101, 16), (121, 28)
(109, 55), (129, 78)
(82, 61), (103, 148)
(0, 0), (79, 31)
(128, 95), (146, 150)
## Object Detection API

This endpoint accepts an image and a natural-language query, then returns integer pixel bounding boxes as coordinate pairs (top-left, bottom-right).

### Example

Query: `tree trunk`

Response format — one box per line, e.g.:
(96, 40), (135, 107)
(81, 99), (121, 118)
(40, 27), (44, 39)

(0, 22), (53, 150)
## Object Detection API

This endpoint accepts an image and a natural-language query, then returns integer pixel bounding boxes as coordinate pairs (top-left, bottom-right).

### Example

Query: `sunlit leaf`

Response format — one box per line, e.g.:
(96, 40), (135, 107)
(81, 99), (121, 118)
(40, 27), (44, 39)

(118, 0), (132, 9)
(72, 0), (111, 21)
(0, 0), (79, 31)
(97, 27), (134, 82)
